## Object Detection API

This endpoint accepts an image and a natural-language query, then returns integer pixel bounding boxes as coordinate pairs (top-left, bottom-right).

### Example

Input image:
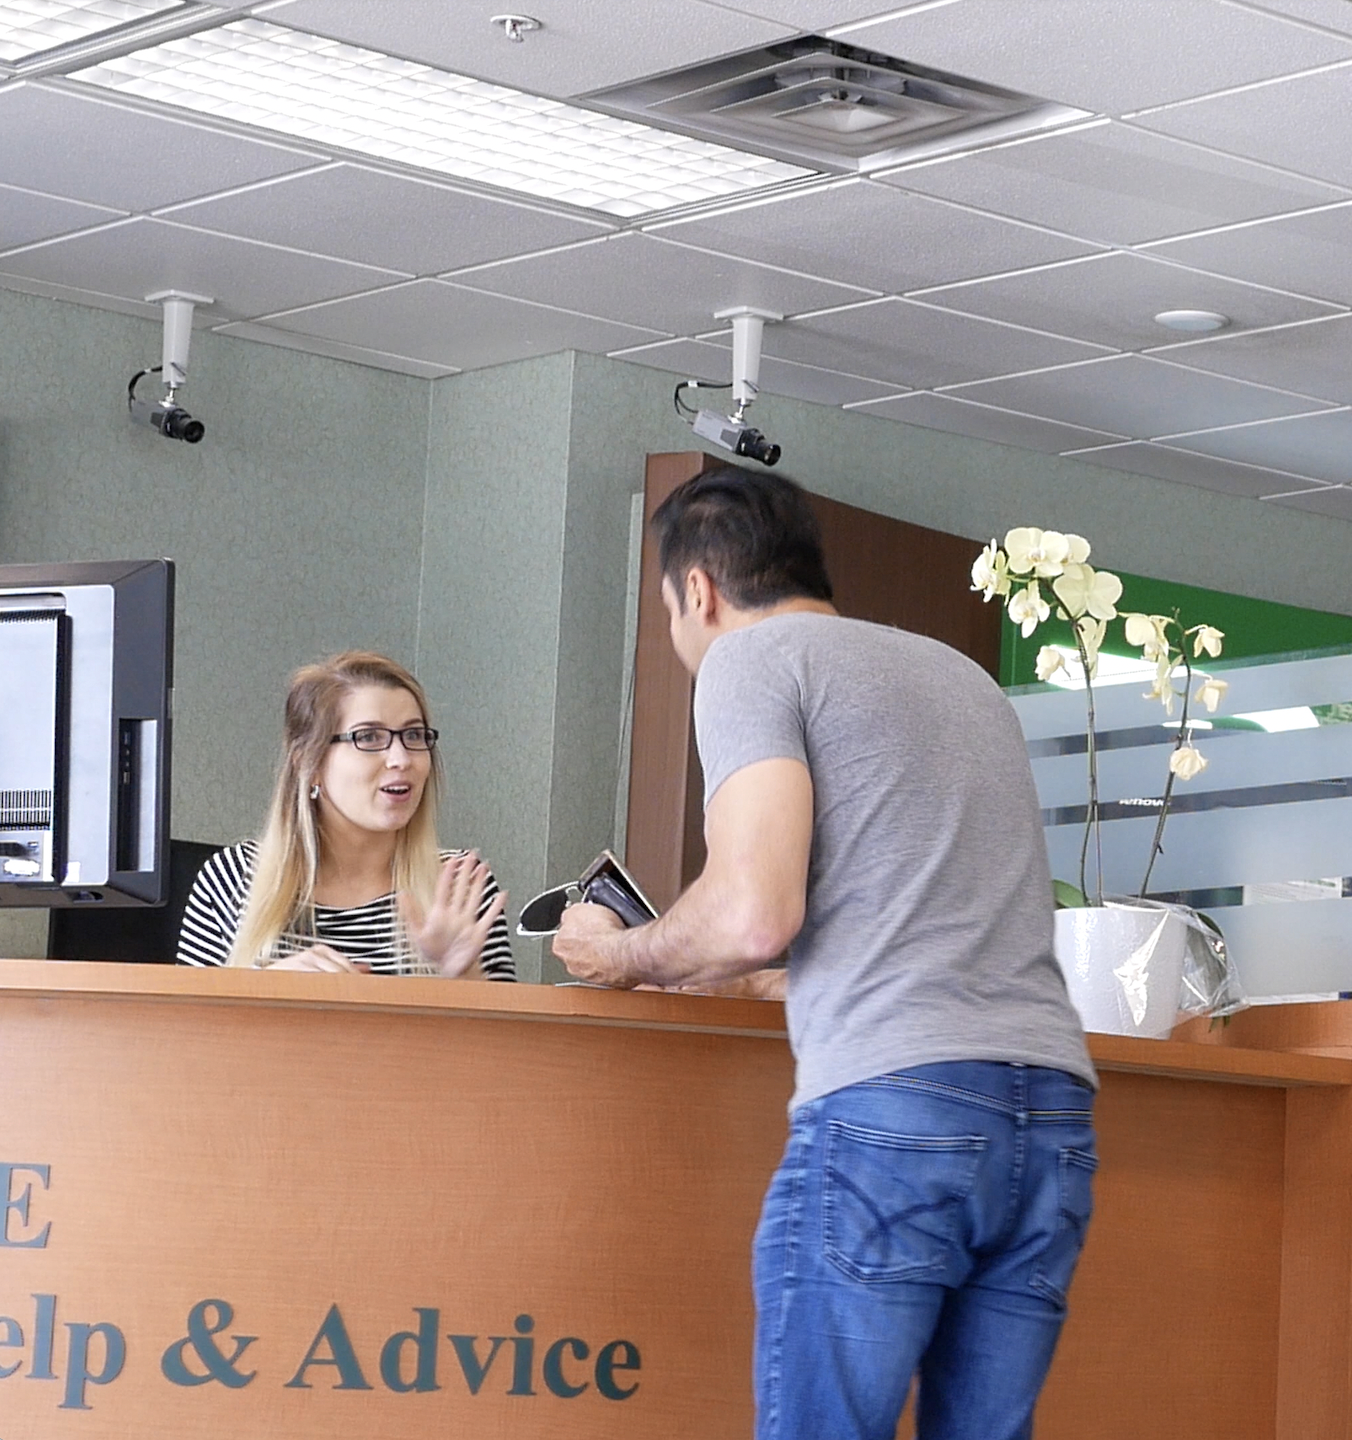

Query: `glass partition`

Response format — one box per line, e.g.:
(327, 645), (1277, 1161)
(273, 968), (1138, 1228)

(1009, 646), (1352, 1002)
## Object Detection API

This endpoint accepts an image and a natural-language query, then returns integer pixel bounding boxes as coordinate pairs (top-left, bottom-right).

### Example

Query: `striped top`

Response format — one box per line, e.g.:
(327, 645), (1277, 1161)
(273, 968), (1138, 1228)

(176, 841), (515, 979)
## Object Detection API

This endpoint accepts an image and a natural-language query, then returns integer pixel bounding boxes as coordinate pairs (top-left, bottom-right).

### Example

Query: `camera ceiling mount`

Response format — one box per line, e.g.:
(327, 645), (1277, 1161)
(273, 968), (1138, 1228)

(127, 290), (214, 445)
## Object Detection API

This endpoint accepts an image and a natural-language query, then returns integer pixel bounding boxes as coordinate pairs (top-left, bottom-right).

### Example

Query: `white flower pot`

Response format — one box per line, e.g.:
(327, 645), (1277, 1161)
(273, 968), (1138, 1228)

(1052, 905), (1188, 1039)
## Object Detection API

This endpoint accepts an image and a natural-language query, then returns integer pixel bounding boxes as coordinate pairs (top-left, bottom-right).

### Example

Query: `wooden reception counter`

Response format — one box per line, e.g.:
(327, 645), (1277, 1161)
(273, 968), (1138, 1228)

(3, 961), (1352, 1440)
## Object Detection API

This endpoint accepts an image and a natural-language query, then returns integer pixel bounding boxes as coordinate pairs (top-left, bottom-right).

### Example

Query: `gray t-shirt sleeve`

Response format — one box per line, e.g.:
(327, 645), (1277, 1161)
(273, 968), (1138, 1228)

(694, 628), (807, 807)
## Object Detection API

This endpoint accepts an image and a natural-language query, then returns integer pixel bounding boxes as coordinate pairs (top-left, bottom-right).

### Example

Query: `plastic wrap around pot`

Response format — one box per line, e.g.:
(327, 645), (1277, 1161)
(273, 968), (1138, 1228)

(1053, 903), (1189, 1039)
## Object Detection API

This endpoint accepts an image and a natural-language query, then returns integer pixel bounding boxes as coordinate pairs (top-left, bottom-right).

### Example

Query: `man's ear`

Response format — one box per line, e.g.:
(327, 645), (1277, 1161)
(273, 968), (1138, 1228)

(685, 567), (718, 620)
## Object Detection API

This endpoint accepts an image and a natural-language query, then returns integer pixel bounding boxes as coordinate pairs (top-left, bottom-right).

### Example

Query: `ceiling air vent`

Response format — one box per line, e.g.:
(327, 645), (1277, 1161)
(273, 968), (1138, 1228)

(586, 37), (1089, 174)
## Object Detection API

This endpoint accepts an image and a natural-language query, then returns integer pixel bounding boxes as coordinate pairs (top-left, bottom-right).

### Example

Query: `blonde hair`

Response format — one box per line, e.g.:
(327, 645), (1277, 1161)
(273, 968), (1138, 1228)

(226, 651), (444, 969)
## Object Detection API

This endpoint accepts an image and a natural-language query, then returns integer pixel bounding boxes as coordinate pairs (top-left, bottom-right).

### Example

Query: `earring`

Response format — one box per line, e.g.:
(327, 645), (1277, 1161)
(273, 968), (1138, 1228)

(309, 783), (321, 801)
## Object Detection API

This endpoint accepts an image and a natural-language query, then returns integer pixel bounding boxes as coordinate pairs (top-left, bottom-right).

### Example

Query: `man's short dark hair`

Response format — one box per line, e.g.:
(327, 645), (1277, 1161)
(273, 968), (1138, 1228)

(651, 463), (834, 612)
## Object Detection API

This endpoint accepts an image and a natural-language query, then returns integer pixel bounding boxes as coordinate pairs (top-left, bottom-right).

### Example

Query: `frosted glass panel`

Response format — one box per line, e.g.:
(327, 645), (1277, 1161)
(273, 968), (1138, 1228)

(1015, 647), (1352, 999)
(1010, 650), (1352, 741)
(1206, 897), (1352, 998)
(1030, 722), (1352, 810)
(1043, 797), (1352, 894)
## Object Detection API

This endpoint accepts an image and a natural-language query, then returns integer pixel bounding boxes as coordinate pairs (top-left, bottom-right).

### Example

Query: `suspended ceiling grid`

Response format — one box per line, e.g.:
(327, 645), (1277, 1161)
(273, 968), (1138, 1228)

(2, 0), (1352, 518)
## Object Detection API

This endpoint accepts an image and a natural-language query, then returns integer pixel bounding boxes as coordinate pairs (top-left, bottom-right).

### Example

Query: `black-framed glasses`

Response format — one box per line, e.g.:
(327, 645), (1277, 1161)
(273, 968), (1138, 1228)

(330, 725), (439, 753)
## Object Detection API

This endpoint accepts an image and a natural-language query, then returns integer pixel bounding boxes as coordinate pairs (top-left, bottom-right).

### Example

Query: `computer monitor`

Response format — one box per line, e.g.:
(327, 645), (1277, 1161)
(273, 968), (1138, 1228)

(0, 558), (174, 909)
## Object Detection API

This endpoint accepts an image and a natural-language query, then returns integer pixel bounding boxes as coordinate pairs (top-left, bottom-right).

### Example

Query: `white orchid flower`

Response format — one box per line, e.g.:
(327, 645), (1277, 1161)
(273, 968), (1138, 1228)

(1123, 611), (1154, 647)
(1007, 581), (1051, 638)
(1190, 624), (1225, 659)
(1146, 653), (1179, 715)
(1035, 646), (1067, 682)
(1169, 744), (1208, 781)
(1124, 612), (1173, 661)
(1003, 527), (1072, 579)
(970, 541), (1011, 602)
(1052, 562), (1123, 623)
(1194, 676), (1229, 713)
(1064, 533), (1091, 564)
(1074, 615), (1107, 676)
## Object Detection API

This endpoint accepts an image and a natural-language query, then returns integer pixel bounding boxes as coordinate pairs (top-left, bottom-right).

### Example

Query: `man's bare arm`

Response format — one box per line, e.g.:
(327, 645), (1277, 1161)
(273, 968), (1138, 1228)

(667, 967), (788, 1000)
(553, 757), (811, 990)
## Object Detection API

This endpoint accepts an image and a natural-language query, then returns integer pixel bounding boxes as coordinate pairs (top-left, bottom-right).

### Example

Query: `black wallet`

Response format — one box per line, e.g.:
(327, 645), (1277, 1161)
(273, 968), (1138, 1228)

(517, 849), (659, 936)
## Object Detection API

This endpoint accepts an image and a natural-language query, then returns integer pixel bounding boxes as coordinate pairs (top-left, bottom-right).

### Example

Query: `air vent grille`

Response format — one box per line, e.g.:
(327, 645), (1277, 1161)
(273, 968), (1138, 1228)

(588, 38), (1089, 174)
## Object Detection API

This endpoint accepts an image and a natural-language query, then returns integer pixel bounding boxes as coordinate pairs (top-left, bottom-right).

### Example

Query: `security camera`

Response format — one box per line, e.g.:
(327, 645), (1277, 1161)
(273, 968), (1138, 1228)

(128, 391), (205, 444)
(691, 408), (781, 466)
(126, 290), (212, 445)
(674, 306), (784, 466)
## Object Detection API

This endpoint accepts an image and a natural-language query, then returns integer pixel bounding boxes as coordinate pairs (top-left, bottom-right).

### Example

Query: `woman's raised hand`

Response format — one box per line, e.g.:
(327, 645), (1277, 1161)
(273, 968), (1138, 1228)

(399, 852), (506, 978)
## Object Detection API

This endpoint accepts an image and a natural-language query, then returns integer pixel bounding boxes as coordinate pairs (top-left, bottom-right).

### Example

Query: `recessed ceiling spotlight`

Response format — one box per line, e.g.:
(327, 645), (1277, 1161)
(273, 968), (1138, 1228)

(1153, 310), (1231, 333)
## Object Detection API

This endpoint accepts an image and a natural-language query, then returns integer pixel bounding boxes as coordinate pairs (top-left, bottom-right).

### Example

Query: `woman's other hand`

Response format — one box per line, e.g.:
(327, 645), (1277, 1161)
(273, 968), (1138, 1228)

(400, 852), (507, 978)
(265, 944), (370, 973)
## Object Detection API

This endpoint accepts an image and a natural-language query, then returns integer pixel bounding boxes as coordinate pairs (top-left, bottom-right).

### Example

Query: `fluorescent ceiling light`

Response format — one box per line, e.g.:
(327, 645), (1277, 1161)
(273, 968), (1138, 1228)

(0, 0), (190, 63)
(72, 18), (814, 217)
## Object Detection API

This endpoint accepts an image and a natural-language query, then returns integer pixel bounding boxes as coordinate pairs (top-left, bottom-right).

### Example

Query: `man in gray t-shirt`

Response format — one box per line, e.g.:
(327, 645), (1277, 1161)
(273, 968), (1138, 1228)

(555, 464), (1096, 1440)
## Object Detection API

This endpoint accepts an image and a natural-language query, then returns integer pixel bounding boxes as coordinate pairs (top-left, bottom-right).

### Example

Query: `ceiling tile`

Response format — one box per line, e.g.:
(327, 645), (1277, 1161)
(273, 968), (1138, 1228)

(839, 0), (1352, 112)
(1145, 202), (1352, 306)
(848, 391), (1125, 454)
(751, 298), (1108, 389)
(1062, 440), (1326, 497)
(0, 81), (321, 210)
(877, 121), (1348, 245)
(1267, 485), (1352, 520)
(1148, 314), (1352, 404)
(260, 279), (667, 370)
(1241, 0), (1352, 34)
(214, 319), (458, 379)
(0, 182), (121, 250)
(609, 337), (899, 406)
(1165, 407), (1352, 483)
(264, 0), (794, 99)
(706, 1), (901, 24)
(917, 251), (1339, 349)
(948, 354), (1335, 436)
(1134, 65), (1352, 187)
(450, 232), (870, 334)
(159, 164), (611, 276)
(648, 179), (1097, 293)
(0, 217), (405, 321)
(0, 270), (167, 322)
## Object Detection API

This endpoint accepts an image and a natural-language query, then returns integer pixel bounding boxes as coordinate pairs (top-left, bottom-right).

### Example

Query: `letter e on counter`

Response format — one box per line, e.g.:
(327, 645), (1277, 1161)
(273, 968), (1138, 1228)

(0, 1163), (51, 1248)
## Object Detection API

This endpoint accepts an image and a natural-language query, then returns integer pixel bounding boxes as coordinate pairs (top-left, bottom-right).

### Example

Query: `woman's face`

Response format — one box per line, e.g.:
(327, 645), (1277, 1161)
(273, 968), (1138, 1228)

(314, 684), (433, 838)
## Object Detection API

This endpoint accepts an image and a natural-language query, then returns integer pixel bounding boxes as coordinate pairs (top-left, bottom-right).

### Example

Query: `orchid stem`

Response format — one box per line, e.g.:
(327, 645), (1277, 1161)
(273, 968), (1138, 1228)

(1139, 633), (1191, 898)
(1072, 626), (1104, 906)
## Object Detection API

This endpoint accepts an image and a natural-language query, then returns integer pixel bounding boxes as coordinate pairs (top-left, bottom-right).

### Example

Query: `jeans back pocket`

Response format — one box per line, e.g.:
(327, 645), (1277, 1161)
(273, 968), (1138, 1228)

(1031, 1145), (1098, 1309)
(822, 1121), (987, 1284)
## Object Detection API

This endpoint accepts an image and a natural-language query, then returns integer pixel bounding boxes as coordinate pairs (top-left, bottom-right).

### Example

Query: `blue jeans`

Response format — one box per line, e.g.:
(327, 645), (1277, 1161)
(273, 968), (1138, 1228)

(753, 1062), (1097, 1440)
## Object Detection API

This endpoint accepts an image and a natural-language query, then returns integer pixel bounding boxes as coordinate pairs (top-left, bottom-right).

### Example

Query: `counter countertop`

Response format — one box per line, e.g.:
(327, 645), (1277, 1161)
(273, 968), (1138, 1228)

(4, 957), (1351, 1087)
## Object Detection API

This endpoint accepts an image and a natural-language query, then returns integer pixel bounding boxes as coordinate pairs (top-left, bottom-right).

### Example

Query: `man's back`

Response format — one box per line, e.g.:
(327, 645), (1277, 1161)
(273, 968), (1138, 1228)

(693, 611), (1093, 1108)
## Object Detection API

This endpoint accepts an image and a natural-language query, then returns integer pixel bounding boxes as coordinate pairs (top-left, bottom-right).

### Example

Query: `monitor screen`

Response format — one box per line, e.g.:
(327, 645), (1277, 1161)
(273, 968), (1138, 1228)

(0, 558), (174, 908)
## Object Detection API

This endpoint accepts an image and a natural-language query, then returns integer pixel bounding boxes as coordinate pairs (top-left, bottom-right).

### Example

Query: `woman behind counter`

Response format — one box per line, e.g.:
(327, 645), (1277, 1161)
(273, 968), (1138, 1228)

(177, 651), (513, 978)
